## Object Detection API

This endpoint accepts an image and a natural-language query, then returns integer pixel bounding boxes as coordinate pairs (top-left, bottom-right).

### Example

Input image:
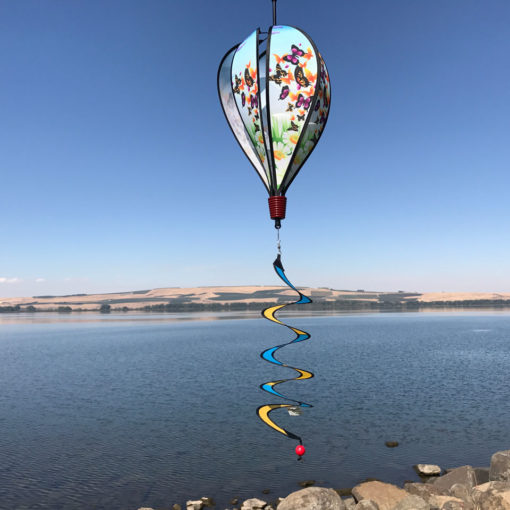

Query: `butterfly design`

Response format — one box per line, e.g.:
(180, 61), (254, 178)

(315, 99), (321, 111)
(286, 103), (294, 112)
(244, 67), (254, 88)
(254, 113), (259, 120)
(233, 76), (242, 94)
(288, 121), (299, 132)
(296, 94), (312, 110)
(247, 107), (252, 115)
(268, 63), (287, 85)
(297, 114), (305, 121)
(251, 94), (258, 108)
(283, 44), (305, 65)
(241, 92), (246, 107)
(254, 123), (261, 132)
(279, 85), (290, 100)
(295, 66), (310, 88)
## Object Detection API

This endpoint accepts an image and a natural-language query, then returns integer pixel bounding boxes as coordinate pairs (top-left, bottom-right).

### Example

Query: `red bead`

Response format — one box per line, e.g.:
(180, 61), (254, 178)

(295, 444), (306, 456)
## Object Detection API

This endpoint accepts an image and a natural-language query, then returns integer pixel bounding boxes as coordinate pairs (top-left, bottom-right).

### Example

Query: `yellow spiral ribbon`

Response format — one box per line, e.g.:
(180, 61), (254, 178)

(257, 254), (313, 444)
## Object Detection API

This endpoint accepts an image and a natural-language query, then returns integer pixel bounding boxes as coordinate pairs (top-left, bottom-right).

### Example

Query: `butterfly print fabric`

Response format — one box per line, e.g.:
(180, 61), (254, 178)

(231, 29), (271, 183)
(220, 25), (330, 196)
(268, 26), (319, 188)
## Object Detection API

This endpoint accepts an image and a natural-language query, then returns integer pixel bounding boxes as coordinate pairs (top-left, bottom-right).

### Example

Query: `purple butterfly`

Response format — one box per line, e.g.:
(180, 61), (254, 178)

(296, 94), (312, 110)
(279, 86), (290, 100)
(251, 94), (258, 108)
(242, 92), (246, 107)
(283, 44), (305, 65)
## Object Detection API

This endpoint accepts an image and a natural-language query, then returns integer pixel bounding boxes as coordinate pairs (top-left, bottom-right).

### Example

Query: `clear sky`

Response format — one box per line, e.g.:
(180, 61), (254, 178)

(1, 0), (509, 297)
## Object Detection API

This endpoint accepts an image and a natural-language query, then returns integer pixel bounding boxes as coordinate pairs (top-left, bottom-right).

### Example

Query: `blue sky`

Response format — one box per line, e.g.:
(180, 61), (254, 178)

(1, 0), (509, 297)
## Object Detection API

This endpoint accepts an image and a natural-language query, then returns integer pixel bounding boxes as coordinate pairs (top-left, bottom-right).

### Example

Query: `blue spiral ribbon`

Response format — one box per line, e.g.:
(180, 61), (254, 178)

(256, 255), (314, 445)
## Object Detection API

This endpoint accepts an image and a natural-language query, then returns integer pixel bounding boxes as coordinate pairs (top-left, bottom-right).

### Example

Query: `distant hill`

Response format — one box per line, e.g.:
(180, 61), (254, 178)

(2, 287), (510, 313)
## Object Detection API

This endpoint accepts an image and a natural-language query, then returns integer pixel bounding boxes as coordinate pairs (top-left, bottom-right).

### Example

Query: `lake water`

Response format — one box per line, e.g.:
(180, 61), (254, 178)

(1, 311), (510, 509)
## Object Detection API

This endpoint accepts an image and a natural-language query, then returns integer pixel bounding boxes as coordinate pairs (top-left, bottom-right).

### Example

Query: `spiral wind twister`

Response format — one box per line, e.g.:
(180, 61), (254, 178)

(257, 254), (314, 458)
(218, 0), (331, 457)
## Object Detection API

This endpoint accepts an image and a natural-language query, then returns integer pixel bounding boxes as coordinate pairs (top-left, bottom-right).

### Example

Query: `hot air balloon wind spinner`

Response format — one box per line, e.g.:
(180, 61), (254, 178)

(217, 0), (330, 459)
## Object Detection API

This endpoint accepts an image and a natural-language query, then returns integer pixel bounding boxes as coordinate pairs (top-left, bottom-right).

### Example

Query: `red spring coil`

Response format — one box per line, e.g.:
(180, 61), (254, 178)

(268, 196), (287, 220)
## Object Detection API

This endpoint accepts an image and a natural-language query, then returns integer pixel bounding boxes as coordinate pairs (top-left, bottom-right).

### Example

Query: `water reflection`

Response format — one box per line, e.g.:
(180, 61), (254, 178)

(1, 307), (510, 326)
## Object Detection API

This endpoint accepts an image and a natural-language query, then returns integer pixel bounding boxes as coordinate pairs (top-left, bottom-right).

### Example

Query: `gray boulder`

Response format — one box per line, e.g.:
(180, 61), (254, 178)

(404, 482), (446, 501)
(414, 464), (442, 476)
(428, 495), (466, 509)
(472, 481), (510, 509)
(352, 481), (407, 510)
(344, 497), (356, 509)
(442, 500), (466, 510)
(490, 450), (510, 482)
(277, 487), (346, 510)
(356, 501), (379, 510)
(392, 494), (430, 510)
(432, 466), (477, 492)
(240, 498), (267, 510)
(449, 483), (473, 507)
(186, 502), (204, 510)
(474, 467), (490, 485)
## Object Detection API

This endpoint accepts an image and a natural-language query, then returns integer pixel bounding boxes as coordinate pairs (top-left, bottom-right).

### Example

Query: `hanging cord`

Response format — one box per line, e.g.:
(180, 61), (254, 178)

(257, 253), (313, 460)
(272, 0), (277, 25)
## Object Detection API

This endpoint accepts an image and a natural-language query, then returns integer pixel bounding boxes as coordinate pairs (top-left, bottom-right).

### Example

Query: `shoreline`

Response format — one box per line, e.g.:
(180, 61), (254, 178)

(2, 307), (510, 326)
(158, 448), (510, 510)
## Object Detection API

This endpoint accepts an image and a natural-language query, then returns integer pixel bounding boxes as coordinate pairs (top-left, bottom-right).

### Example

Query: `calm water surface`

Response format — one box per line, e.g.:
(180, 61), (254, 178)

(1, 311), (509, 509)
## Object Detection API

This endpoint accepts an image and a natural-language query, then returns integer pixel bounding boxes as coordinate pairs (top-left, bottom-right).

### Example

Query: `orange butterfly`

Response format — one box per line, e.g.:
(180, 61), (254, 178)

(303, 87), (315, 97)
(281, 70), (294, 85)
(305, 69), (317, 83)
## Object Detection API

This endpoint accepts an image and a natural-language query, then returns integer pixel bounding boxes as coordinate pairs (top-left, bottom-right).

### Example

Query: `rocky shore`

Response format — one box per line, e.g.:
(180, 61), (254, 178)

(139, 449), (510, 510)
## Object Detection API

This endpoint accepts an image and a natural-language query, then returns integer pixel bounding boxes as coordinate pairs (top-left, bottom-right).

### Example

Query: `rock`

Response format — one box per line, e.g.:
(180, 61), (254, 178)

(186, 501), (204, 510)
(352, 481), (407, 510)
(404, 482), (446, 501)
(473, 467), (490, 485)
(335, 488), (353, 497)
(299, 480), (316, 488)
(344, 497), (356, 509)
(449, 483), (473, 506)
(278, 487), (346, 510)
(355, 501), (379, 510)
(472, 481), (510, 509)
(240, 498), (267, 510)
(230, 498), (239, 505)
(429, 495), (465, 509)
(392, 494), (430, 510)
(201, 497), (215, 507)
(432, 466), (477, 492)
(385, 441), (399, 448)
(172, 505), (182, 510)
(490, 450), (510, 482)
(138, 508), (154, 510)
(414, 464), (442, 476)
(442, 500), (466, 510)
